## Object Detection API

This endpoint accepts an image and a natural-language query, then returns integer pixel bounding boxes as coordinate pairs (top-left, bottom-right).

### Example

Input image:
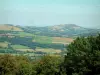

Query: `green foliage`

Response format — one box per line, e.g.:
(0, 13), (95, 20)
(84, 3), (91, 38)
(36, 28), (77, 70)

(0, 37), (10, 42)
(0, 55), (36, 75)
(1, 32), (100, 75)
(63, 34), (100, 75)
(0, 55), (62, 75)
(0, 49), (17, 53)
(34, 56), (62, 75)
(15, 56), (34, 75)
(0, 54), (18, 75)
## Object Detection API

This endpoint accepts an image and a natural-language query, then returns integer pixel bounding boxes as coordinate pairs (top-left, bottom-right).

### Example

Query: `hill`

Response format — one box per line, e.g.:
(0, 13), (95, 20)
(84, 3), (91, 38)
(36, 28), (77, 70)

(0, 24), (99, 60)
(21, 24), (100, 37)
(0, 24), (23, 31)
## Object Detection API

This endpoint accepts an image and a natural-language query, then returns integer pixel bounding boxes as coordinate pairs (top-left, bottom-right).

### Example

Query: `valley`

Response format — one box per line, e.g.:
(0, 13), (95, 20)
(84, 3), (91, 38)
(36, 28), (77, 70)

(0, 24), (73, 60)
(0, 24), (100, 60)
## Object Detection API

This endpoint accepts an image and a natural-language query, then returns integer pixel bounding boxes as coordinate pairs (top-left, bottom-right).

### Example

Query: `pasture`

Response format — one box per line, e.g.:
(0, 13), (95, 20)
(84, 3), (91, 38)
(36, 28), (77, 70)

(11, 45), (30, 49)
(33, 35), (52, 44)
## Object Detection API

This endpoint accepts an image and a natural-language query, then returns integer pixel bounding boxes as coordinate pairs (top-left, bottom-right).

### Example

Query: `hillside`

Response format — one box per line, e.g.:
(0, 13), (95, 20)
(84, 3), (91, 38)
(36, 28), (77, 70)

(0, 24), (23, 31)
(21, 24), (100, 37)
(0, 24), (99, 61)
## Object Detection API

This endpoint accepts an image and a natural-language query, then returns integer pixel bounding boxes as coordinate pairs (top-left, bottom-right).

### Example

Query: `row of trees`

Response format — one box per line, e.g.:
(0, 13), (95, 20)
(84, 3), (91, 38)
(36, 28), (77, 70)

(0, 55), (63, 75)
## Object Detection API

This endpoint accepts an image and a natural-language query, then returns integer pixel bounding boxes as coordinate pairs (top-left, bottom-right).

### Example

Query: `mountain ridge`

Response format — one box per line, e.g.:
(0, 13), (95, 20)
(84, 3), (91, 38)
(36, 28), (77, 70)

(20, 24), (100, 37)
(0, 24), (100, 37)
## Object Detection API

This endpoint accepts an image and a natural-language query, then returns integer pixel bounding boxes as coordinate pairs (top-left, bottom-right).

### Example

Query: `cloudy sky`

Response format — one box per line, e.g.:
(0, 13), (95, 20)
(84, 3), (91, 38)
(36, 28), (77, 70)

(0, 0), (100, 28)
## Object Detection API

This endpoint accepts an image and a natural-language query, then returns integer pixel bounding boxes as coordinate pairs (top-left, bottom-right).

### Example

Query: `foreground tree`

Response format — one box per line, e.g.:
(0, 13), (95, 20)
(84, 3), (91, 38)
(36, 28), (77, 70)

(0, 55), (35, 75)
(0, 54), (18, 75)
(63, 34), (100, 75)
(0, 54), (63, 75)
(35, 55), (62, 75)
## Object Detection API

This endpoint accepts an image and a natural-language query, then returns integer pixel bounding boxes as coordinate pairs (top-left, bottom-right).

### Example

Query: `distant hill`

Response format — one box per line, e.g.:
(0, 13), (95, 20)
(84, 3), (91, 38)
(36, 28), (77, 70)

(21, 24), (100, 37)
(0, 24), (100, 37)
(0, 24), (23, 31)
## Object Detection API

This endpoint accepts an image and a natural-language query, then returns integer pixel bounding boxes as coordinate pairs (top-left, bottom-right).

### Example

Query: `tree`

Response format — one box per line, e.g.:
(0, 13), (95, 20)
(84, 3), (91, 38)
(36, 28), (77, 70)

(0, 54), (18, 75)
(63, 34), (100, 75)
(35, 55), (62, 75)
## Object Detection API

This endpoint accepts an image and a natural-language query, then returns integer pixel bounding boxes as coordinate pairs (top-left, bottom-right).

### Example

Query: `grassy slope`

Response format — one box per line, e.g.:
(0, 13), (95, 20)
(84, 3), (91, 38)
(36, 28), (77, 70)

(0, 24), (23, 31)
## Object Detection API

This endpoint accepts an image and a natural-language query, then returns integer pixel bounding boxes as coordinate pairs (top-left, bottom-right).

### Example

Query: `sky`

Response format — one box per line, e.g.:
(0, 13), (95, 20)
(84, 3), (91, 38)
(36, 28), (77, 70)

(0, 0), (100, 28)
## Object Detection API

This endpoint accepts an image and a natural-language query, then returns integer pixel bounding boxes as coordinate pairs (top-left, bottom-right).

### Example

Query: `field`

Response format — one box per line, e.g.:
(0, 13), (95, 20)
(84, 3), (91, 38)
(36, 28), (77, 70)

(16, 32), (34, 37)
(0, 24), (23, 31)
(33, 36), (52, 44)
(11, 45), (30, 49)
(35, 48), (62, 54)
(15, 49), (34, 52)
(52, 37), (73, 44)
(0, 25), (74, 59)
(11, 45), (34, 52)
(0, 42), (8, 48)
(33, 35), (74, 44)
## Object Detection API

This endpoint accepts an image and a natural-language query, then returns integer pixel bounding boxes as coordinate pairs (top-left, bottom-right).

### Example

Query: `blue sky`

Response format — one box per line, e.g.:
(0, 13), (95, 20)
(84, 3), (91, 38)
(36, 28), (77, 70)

(0, 0), (100, 28)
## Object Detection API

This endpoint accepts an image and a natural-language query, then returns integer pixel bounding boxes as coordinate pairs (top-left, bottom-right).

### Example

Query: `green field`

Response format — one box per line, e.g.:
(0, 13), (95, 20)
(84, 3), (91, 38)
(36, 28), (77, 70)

(11, 45), (30, 49)
(16, 32), (34, 37)
(33, 35), (52, 44)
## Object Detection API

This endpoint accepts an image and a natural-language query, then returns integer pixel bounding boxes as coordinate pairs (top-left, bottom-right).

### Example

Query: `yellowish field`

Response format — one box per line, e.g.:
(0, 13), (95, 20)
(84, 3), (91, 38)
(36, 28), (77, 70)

(15, 49), (34, 52)
(0, 24), (23, 31)
(36, 48), (61, 53)
(49, 54), (61, 57)
(0, 42), (8, 48)
(52, 37), (74, 44)
(14, 47), (62, 54)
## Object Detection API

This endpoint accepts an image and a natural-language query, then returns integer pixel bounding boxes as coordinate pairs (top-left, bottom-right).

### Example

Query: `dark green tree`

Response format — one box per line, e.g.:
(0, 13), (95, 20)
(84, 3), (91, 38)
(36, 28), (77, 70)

(35, 55), (62, 75)
(63, 34), (100, 75)
(0, 54), (18, 75)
